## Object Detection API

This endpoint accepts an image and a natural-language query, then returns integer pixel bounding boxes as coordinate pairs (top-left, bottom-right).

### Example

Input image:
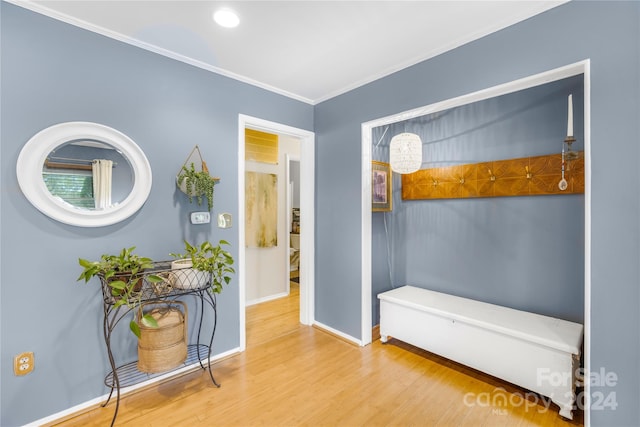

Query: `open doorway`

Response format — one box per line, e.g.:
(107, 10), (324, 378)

(238, 115), (315, 352)
(287, 156), (301, 289)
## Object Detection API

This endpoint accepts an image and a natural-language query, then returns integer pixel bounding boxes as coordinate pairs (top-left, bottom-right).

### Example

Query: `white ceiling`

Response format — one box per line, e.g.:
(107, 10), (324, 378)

(13, 0), (567, 104)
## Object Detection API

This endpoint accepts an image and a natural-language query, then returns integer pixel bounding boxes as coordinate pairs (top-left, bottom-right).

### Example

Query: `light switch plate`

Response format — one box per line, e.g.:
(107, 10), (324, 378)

(190, 211), (210, 224)
(218, 213), (232, 228)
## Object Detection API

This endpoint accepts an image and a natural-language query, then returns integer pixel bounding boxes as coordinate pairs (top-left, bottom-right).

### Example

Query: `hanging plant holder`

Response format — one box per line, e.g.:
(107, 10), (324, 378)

(176, 145), (220, 211)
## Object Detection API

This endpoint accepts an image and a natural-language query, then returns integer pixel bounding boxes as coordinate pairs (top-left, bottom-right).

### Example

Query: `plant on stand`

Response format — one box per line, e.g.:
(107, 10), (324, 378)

(77, 246), (163, 337)
(171, 240), (235, 294)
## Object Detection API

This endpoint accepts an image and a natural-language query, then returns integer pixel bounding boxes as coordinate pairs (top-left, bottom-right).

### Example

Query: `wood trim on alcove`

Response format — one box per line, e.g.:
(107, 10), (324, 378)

(402, 151), (584, 200)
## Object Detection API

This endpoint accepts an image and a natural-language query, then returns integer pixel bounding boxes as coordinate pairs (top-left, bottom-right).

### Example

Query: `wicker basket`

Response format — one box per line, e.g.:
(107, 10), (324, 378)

(137, 301), (187, 374)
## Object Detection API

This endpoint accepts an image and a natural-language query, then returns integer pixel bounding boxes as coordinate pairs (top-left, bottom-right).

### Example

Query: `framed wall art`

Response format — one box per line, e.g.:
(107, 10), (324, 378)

(246, 171), (278, 247)
(372, 161), (392, 212)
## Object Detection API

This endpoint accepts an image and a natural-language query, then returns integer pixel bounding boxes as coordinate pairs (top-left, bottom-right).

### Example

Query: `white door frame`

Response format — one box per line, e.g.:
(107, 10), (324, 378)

(238, 114), (315, 351)
(360, 61), (591, 424)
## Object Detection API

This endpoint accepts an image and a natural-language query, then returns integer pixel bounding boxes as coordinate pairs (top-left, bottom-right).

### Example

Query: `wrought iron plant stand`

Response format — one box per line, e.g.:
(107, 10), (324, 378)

(99, 261), (219, 426)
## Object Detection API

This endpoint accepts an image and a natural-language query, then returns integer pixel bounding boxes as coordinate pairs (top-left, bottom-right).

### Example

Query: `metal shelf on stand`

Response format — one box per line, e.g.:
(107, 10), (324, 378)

(104, 344), (212, 388)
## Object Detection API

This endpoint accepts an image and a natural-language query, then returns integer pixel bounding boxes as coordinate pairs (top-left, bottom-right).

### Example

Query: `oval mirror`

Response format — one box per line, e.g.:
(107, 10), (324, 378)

(17, 122), (152, 227)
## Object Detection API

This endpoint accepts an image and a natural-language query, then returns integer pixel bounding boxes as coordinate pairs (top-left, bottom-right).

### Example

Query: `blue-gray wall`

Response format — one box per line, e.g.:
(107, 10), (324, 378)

(315, 2), (639, 426)
(0, 3), (312, 425)
(2, 1), (639, 426)
(372, 75), (585, 325)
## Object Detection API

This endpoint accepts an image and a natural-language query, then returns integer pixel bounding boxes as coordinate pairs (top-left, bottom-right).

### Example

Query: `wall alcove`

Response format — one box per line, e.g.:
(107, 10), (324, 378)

(361, 61), (590, 371)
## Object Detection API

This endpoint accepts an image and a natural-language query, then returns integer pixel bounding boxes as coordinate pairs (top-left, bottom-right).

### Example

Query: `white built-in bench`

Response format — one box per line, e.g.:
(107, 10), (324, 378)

(378, 285), (583, 419)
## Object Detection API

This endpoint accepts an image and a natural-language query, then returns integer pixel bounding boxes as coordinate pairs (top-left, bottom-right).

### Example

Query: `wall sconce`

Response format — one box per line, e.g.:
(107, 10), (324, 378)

(559, 93), (578, 191)
(564, 93), (579, 161)
(389, 132), (422, 174)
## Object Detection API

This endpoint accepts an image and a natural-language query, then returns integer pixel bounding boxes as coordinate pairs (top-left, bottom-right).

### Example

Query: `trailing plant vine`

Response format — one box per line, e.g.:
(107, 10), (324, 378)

(177, 162), (217, 211)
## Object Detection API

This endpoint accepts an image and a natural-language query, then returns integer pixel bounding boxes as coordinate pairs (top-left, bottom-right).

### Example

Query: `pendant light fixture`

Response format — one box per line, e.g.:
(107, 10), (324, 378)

(389, 132), (422, 174)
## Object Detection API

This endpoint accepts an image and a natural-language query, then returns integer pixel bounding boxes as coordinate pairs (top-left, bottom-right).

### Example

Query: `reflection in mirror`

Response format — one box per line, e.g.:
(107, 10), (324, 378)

(42, 140), (133, 209)
(17, 122), (152, 227)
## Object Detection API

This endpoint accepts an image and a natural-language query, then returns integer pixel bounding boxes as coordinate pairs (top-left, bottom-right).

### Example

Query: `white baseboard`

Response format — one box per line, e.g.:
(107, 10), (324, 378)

(246, 291), (288, 307)
(26, 347), (240, 426)
(313, 320), (363, 346)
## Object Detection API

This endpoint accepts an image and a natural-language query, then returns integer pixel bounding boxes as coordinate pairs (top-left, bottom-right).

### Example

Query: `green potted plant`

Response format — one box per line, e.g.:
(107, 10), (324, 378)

(171, 240), (235, 294)
(77, 246), (163, 337)
(176, 162), (219, 211)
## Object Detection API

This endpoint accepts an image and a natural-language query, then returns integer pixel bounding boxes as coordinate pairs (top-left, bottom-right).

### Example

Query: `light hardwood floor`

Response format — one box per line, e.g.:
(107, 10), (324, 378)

(51, 278), (583, 426)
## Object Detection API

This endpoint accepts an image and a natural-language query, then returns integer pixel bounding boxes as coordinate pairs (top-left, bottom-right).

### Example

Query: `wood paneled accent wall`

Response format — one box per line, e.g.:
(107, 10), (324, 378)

(245, 128), (279, 164)
(402, 152), (584, 200)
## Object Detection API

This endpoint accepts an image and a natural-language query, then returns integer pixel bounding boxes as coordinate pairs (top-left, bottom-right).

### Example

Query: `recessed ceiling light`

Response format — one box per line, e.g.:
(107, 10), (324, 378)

(213, 9), (240, 28)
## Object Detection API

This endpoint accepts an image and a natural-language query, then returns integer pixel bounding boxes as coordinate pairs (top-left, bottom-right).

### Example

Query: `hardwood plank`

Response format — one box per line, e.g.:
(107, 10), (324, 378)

(50, 280), (583, 426)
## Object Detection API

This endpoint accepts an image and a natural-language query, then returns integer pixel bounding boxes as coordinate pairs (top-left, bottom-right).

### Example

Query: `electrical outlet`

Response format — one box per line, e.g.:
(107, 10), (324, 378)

(13, 352), (34, 376)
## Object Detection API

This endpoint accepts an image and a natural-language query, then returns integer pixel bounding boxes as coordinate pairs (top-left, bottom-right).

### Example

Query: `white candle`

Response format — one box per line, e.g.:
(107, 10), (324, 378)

(567, 94), (573, 136)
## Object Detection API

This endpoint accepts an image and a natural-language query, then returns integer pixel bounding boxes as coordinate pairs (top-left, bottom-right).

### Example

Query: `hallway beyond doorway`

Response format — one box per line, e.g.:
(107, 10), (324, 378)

(245, 274), (300, 348)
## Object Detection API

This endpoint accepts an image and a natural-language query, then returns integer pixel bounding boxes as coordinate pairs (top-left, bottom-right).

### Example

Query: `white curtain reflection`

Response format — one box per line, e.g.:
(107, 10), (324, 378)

(92, 159), (113, 209)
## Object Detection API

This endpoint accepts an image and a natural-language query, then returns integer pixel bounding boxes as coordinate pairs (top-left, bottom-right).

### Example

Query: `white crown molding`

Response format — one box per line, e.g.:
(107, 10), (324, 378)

(7, 0), (315, 105)
(7, 0), (567, 106)
(314, 0), (569, 104)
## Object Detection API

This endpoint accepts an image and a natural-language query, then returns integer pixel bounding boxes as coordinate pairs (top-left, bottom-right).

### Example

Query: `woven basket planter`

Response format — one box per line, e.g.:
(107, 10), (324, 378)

(137, 301), (187, 374)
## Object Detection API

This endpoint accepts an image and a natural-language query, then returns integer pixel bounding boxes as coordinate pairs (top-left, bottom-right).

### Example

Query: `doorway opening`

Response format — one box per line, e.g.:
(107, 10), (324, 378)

(238, 115), (315, 351)
(287, 155), (301, 290)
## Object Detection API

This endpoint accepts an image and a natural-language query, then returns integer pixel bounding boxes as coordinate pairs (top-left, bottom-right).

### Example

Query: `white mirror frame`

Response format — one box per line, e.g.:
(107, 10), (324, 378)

(17, 121), (152, 227)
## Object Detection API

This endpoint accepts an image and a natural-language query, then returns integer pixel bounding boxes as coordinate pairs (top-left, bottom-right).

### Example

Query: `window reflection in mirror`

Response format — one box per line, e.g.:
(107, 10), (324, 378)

(42, 140), (132, 210)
